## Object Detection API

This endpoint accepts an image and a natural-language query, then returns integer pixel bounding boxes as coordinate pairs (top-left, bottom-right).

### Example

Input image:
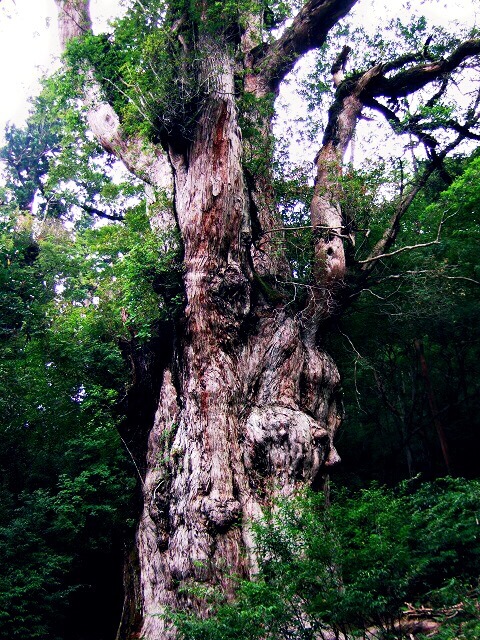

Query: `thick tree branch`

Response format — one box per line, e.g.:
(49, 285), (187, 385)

(258, 0), (359, 92)
(54, 0), (173, 194)
(298, 32), (480, 328)
(55, 0), (91, 49)
(365, 96), (440, 151)
(366, 82), (480, 149)
(82, 78), (172, 189)
(370, 271), (480, 286)
(444, 119), (480, 140)
(331, 42), (480, 275)
(368, 38), (480, 98)
(331, 45), (352, 87)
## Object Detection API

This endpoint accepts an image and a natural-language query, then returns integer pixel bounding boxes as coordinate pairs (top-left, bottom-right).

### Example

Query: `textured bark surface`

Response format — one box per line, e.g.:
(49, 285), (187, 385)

(53, 0), (480, 631)
(52, 2), (349, 637)
(307, 65), (382, 328)
(133, 41), (343, 638)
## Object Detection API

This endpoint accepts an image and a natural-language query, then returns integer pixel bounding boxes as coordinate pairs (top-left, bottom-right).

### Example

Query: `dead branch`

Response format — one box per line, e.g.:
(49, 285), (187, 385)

(358, 238), (439, 264)
(359, 123), (471, 272)
(368, 270), (480, 286)
(331, 45), (352, 87)
(404, 601), (465, 620)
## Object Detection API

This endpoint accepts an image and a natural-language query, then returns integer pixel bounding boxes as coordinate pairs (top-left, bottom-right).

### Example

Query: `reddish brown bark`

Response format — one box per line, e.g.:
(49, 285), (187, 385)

(132, 38), (343, 637)
(53, 3), (347, 636)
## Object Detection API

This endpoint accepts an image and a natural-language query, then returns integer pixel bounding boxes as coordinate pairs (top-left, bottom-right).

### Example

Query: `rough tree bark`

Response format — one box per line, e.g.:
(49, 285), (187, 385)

(53, 1), (480, 638)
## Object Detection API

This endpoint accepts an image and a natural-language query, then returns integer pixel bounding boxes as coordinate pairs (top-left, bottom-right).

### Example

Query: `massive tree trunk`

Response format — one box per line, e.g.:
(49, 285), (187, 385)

(53, 1), (480, 637)
(129, 36), (343, 639)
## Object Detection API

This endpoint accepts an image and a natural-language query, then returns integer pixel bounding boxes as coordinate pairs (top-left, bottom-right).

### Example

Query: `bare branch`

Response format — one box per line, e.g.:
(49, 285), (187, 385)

(357, 239), (440, 264)
(368, 38), (480, 99)
(368, 270), (480, 286)
(358, 215), (447, 265)
(78, 203), (124, 221)
(444, 275), (480, 285)
(360, 124), (470, 271)
(261, 224), (343, 234)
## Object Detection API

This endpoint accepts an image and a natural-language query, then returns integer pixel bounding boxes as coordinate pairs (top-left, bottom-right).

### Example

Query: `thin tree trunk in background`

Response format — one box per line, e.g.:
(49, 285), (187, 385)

(414, 339), (452, 474)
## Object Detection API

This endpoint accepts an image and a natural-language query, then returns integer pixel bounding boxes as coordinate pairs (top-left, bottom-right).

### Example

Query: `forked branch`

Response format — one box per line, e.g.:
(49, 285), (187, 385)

(357, 214), (448, 265)
(368, 38), (480, 98)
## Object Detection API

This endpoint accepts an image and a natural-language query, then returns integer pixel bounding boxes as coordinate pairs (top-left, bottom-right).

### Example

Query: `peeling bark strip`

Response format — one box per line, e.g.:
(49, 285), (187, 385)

(53, 0), (480, 637)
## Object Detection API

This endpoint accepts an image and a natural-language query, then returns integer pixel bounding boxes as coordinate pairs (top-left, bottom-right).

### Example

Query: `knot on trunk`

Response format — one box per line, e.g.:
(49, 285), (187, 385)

(202, 497), (241, 530)
(243, 405), (331, 488)
(209, 265), (251, 323)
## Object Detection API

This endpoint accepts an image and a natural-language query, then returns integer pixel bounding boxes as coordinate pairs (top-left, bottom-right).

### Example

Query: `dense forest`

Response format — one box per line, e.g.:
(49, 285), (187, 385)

(0, 0), (479, 638)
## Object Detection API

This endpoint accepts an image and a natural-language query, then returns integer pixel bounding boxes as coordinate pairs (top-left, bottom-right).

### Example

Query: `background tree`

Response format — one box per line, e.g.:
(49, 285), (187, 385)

(0, 206), (136, 639)
(328, 152), (480, 486)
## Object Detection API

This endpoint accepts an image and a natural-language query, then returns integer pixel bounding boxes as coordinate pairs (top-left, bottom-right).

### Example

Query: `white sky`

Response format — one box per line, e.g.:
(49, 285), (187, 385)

(0, 0), (122, 138)
(0, 0), (478, 145)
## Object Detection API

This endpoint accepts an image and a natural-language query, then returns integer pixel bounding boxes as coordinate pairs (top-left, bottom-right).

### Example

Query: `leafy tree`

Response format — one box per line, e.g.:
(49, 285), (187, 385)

(0, 207), (141, 638)
(0, 78), (185, 631)
(328, 152), (480, 486)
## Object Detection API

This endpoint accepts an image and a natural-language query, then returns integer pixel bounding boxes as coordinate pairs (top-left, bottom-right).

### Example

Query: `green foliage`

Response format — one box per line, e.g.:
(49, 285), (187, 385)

(240, 92), (276, 175)
(0, 113), (179, 640)
(0, 84), (182, 636)
(72, 205), (183, 341)
(65, 24), (199, 140)
(63, 0), (235, 141)
(172, 479), (480, 640)
(0, 489), (73, 639)
(327, 153), (480, 486)
(0, 214), (50, 341)
(60, 0), (302, 142)
(0, 201), (179, 637)
(426, 155), (480, 279)
(0, 122), (60, 213)
(1, 2), (480, 638)
(0, 72), (141, 227)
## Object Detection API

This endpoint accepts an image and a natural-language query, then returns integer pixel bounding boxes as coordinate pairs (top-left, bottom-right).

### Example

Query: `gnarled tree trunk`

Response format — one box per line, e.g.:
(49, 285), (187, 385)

(53, 3), (350, 635)
(128, 35), (343, 638)
(53, 1), (480, 637)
